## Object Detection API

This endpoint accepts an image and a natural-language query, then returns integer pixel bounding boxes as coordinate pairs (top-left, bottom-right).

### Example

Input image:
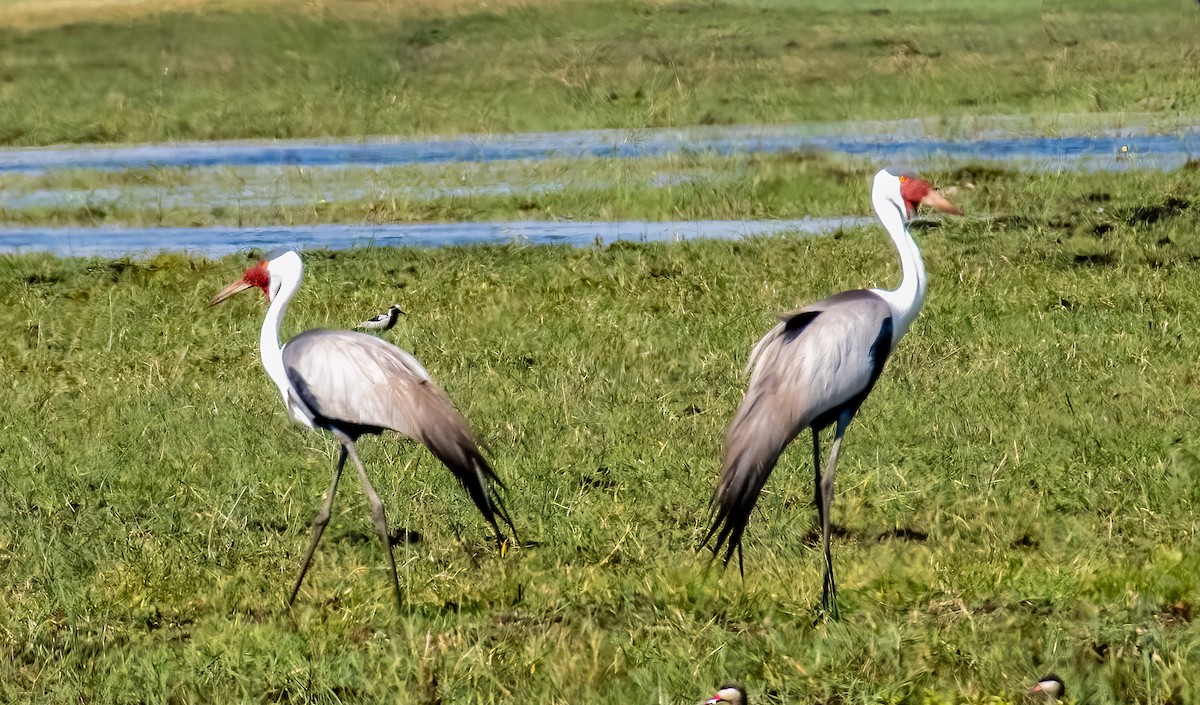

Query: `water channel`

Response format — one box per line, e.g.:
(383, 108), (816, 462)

(2, 119), (1195, 257)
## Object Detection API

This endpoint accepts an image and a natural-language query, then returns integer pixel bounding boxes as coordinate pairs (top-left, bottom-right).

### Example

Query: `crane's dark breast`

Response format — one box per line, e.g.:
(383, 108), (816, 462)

(867, 315), (894, 384)
(285, 365), (386, 440)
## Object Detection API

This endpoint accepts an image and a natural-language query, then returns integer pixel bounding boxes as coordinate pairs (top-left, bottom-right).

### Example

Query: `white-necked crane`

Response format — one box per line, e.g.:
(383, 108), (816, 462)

(357, 303), (405, 331)
(701, 167), (962, 618)
(212, 249), (516, 609)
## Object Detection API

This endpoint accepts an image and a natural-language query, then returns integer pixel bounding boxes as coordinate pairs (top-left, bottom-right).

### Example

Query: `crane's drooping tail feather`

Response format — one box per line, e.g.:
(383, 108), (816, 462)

(701, 389), (798, 571)
(420, 421), (519, 547)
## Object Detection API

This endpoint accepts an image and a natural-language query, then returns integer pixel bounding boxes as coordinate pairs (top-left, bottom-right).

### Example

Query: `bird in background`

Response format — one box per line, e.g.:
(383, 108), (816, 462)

(701, 167), (962, 619)
(704, 677), (1062, 704)
(1029, 674), (1066, 701)
(212, 249), (516, 609)
(357, 303), (405, 331)
(705, 683), (748, 705)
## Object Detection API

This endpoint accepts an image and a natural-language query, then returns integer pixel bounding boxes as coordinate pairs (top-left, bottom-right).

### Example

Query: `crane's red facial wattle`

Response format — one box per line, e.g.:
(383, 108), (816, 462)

(243, 261), (271, 296)
(211, 261), (272, 305)
(898, 175), (930, 218)
(898, 175), (963, 219)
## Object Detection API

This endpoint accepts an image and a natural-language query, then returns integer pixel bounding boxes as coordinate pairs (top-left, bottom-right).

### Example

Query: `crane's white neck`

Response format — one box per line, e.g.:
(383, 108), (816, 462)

(868, 184), (926, 348)
(260, 253), (303, 404)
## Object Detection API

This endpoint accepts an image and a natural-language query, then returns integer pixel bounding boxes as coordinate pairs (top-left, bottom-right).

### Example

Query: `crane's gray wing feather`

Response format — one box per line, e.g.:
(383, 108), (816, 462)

(283, 329), (432, 433)
(703, 290), (894, 566)
(282, 329), (516, 541)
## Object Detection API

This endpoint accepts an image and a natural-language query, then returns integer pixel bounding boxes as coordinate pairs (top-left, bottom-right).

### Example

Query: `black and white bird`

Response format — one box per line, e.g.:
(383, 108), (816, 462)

(701, 167), (962, 618)
(212, 250), (516, 609)
(357, 304), (405, 331)
(705, 683), (747, 705)
(1029, 674), (1066, 701)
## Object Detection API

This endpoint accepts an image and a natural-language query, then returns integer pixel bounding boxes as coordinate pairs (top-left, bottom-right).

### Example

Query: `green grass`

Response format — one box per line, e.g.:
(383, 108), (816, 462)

(3, 169), (1200, 703)
(0, 0), (1197, 146)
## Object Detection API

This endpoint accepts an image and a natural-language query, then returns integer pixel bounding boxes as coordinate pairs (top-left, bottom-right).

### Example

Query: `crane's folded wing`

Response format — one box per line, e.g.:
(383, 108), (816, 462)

(281, 329), (459, 440)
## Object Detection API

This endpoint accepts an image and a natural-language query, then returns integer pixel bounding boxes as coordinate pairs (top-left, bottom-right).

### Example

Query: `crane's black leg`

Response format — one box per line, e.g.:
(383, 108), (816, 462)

(812, 427), (823, 524)
(289, 445), (347, 606)
(335, 431), (403, 611)
(811, 427), (834, 620)
(817, 413), (853, 621)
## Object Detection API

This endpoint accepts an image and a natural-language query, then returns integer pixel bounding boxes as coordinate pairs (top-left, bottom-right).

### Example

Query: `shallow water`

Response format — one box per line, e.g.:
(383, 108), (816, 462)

(1, 123), (1196, 174)
(2, 120), (1194, 257)
(0, 217), (871, 258)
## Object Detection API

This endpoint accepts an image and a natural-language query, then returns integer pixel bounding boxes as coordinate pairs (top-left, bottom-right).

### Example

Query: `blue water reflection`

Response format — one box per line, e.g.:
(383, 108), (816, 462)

(1, 124), (1195, 174)
(0, 217), (872, 258)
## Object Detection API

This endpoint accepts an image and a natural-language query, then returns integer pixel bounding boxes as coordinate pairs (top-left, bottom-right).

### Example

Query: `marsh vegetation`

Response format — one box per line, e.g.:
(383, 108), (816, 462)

(0, 0), (1196, 146)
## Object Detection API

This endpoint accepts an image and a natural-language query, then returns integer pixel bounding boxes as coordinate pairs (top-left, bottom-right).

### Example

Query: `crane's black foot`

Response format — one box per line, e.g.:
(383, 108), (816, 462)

(816, 569), (840, 622)
(813, 599), (840, 624)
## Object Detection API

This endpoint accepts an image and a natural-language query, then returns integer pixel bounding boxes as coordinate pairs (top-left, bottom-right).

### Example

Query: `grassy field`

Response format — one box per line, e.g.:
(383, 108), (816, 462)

(0, 0), (1197, 145)
(3, 167), (1200, 703)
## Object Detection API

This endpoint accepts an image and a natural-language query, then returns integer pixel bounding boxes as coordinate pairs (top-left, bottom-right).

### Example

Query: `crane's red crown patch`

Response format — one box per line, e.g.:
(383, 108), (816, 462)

(243, 262), (271, 295)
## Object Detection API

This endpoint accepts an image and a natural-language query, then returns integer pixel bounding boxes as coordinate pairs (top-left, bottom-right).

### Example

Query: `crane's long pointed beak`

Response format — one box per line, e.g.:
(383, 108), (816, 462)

(921, 189), (963, 216)
(211, 279), (253, 306)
